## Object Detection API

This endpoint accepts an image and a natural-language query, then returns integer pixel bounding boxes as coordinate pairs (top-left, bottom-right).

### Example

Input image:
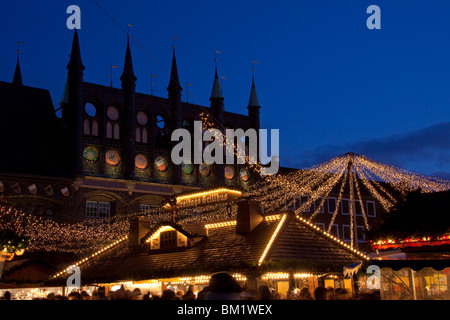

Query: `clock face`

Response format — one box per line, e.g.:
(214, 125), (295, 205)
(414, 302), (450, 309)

(240, 168), (250, 182)
(182, 160), (193, 175)
(155, 156), (168, 172)
(105, 150), (121, 166)
(135, 154), (148, 170)
(83, 146), (99, 163)
(225, 166), (235, 180)
(199, 162), (211, 177)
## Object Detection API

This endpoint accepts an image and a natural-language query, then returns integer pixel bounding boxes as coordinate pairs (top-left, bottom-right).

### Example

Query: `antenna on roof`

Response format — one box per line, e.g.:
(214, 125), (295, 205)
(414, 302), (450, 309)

(127, 24), (134, 37)
(186, 83), (193, 102)
(173, 36), (180, 49)
(110, 64), (118, 87)
(151, 74), (158, 95)
(252, 60), (259, 76)
(215, 50), (221, 68)
(17, 41), (24, 58)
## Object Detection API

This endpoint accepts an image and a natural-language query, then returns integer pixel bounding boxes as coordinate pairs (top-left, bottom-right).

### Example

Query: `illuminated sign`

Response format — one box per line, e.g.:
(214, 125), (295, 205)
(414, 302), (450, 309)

(174, 188), (242, 210)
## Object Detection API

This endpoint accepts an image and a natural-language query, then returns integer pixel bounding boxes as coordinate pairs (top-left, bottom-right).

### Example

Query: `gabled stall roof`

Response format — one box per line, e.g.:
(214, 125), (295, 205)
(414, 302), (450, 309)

(50, 213), (367, 284)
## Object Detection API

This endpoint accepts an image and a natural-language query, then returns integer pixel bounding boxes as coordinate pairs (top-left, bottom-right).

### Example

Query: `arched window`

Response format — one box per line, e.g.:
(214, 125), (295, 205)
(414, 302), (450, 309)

(106, 122), (113, 139)
(91, 120), (99, 136)
(113, 123), (120, 139)
(83, 103), (100, 137)
(106, 106), (120, 140)
(136, 127), (141, 143)
(136, 111), (149, 145)
(142, 128), (148, 144)
(83, 119), (91, 135)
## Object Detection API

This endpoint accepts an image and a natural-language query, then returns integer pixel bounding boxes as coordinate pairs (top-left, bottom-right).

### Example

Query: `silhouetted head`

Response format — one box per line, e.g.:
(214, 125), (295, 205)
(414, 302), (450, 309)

(314, 286), (329, 300)
(209, 272), (242, 293)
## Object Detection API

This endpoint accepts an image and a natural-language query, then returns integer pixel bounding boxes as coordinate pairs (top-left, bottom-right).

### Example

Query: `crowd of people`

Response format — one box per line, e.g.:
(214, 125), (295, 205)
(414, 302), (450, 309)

(0, 272), (380, 300)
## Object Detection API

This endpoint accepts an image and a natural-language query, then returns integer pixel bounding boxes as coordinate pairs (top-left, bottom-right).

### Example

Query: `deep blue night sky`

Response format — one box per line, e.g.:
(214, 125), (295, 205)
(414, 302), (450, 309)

(1, 1), (450, 178)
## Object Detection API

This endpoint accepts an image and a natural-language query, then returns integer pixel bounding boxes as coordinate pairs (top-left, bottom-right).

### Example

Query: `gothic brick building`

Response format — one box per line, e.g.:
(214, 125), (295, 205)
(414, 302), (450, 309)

(0, 29), (262, 223)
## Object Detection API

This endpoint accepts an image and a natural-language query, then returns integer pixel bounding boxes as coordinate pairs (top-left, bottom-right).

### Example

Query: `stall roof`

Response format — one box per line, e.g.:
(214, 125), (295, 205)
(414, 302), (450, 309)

(49, 213), (365, 284)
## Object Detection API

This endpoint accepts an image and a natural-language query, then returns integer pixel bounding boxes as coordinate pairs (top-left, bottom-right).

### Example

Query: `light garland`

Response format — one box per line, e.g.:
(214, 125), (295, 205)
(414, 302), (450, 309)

(258, 214), (287, 266)
(205, 220), (236, 229)
(372, 234), (450, 249)
(296, 215), (370, 260)
(144, 225), (176, 243)
(51, 235), (128, 279)
(199, 113), (262, 174)
(176, 273), (247, 285)
(175, 188), (242, 202)
(261, 272), (320, 280)
(1, 152), (449, 266)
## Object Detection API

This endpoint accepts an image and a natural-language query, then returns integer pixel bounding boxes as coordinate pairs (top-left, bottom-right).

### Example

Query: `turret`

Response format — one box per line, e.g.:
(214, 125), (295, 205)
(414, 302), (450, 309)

(209, 66), (225, 128)
(247, 75), (261, 131)
(120, 37), (137, 180)
(12, 57), (23, 86)
(65, 28), (85, 176)
(209, 67), (225, 186)
(167, 47), (183, 185)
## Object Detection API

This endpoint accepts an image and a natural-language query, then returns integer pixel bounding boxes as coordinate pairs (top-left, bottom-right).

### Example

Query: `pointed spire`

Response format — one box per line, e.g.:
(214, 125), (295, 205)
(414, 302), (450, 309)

(12, 56), (23, 86)
(210, 66), (223, 99)
(60, 75), (69, 106)
(167, 47), (182, 91)
(67, 28), (84, 70)
(248, 75), (260, 107)
(120, 37), (137, 83)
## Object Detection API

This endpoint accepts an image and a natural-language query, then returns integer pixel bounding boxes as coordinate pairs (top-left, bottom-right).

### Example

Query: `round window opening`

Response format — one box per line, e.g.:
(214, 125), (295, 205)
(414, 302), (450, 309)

(85, 103), (96, 117)
(137, 111), (148, 126)
(156, 115), (165, 129)
(107, 106), (120, 121)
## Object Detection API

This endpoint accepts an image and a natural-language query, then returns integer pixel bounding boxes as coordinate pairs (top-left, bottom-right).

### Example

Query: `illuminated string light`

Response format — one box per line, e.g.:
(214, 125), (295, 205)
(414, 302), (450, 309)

(175, 188), (242, 201)
(51, 235), (128, 279)
(296, 215), (370, 260)
(258, 214), (287, 266)
(1, 153), (449, 263)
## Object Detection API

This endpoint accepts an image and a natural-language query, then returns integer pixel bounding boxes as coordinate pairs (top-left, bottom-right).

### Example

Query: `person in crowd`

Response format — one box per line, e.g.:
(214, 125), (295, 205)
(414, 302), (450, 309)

(334, 288), (351, 300)
(142, 292), (151, 300)
(81, 291), (91, 300)
(0, 291), (11, 300)
(46, 292), (55, 300)
(258, 285), (273, 300)
(91, 290), (100, 300)
(175, 290), (184, 300)
(204, 272), (242, 300)
(161, 289), (176, 300)
(196, 286), (210, 300)
(132, 288), (142, 300)
(358, 290), (381, 300)
(182, 286), (196, 300)
(314, 286), (329, 300)
(68, 291), (82, 300)
(326, 286), (335, 300)
(97, 287), (108, 300)
(298, 287), (313, 300)
(272, 292), (282, 300)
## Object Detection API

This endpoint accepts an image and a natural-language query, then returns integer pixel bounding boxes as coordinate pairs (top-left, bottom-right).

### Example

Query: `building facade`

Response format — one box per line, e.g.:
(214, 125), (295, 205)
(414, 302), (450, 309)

(0, 29), (262, 223)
